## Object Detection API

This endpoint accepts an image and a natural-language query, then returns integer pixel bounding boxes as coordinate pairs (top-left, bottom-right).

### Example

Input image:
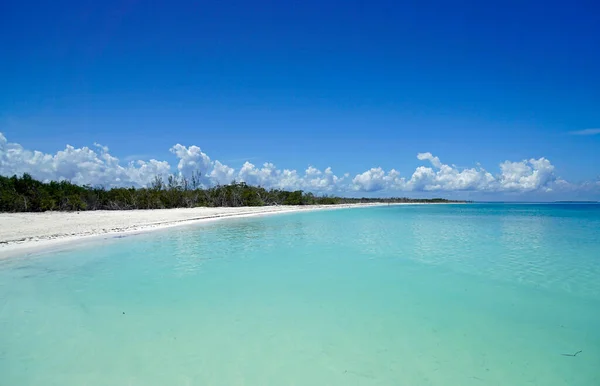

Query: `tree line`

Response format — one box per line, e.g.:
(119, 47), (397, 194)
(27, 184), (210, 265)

(0, 173), (463, 212)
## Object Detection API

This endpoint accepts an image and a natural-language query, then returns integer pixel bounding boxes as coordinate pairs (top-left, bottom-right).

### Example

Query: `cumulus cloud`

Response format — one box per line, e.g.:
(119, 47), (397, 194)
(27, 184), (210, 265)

(209, 161), (236, 185)
(169, 144), (212, 177)
(352, 168), (404, 192)
(238, 162), (281, 188)
(305, 166), (346, 191)
(0, 133), (170, 187)
(0, 132), (592, 196)
(498, 158), (555, 192)
(350, 154), (564, 193)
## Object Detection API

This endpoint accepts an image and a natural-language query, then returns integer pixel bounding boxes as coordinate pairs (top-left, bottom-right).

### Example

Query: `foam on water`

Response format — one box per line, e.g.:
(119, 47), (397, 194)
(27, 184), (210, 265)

(1, 204), (599, 385)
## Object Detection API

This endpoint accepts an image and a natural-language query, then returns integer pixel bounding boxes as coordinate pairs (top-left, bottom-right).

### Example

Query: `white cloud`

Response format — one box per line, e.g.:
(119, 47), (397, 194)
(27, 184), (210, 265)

(569, 128), (600, 136)
(169, 144), (212, 177)
(408, 154), (497, 191)
(0, 133), (170, 187)
(352, 167), (405, 192)
(305, 166), (345, 191)
(498, 158), (555, 192)
(349, 154), (563, 193)
(238, 162), (280, 188)
(209, 161), (235, 185)
(416, 152), (442, 168)
(578, 178), (600, 192)
(0, 132), (594, 196)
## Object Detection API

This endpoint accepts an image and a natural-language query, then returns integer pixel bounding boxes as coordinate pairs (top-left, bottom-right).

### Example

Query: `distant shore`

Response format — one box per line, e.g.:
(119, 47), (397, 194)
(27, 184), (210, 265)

(0, 203), (434, 258)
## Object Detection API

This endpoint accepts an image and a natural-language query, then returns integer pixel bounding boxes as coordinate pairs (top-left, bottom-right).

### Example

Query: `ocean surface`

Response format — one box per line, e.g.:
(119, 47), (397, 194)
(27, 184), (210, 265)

(1, 204), (599, 385)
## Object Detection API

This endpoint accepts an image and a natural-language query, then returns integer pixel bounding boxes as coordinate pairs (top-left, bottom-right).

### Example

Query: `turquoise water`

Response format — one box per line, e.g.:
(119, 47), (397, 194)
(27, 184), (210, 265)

(1, 204), (599, 385)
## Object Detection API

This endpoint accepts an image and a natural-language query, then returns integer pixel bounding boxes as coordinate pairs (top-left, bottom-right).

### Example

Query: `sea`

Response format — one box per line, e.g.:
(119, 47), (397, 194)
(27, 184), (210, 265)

(1, 203), (599, 385)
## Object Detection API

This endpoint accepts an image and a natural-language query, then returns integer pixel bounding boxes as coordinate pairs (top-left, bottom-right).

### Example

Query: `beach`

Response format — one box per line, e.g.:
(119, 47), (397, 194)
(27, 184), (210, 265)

(0, 203), (391, 258)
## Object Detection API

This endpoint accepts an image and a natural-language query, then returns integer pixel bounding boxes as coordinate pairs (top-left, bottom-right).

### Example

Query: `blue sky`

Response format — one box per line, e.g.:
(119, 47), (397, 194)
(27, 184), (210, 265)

(1, 0), (599, 199)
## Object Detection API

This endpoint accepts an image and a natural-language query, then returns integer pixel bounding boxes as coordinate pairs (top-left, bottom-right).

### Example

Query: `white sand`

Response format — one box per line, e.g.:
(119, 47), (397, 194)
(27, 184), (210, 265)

(0, 204), (393, 258)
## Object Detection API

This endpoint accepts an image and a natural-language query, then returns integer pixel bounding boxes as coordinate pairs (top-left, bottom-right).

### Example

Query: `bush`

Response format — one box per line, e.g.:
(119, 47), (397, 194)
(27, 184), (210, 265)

(0, 173), (462, 212)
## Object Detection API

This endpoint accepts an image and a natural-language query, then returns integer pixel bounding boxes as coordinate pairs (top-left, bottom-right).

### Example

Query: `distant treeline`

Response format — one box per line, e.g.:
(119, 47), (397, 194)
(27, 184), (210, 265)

(0, 173), (465, 212)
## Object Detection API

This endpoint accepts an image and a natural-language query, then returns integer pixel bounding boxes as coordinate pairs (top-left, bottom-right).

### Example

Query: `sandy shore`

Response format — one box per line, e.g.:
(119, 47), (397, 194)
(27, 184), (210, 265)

(0, 203), (394, 258)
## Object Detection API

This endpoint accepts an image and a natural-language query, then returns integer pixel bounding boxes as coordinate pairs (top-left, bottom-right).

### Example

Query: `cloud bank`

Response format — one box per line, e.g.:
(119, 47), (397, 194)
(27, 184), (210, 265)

(0, 132), (593, 196)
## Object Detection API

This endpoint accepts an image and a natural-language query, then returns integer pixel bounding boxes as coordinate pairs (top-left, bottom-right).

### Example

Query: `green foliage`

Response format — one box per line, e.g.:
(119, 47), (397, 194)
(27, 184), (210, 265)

(0, 173), (464, 212)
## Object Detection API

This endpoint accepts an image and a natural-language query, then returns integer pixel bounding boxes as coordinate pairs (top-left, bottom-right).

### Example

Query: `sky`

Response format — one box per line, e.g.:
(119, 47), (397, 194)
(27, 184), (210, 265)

(1, 0), (599, 200)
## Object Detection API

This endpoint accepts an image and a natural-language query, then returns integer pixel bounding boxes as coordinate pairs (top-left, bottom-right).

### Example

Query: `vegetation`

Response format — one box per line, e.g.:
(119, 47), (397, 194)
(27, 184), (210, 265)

(0, 173), (464, 212)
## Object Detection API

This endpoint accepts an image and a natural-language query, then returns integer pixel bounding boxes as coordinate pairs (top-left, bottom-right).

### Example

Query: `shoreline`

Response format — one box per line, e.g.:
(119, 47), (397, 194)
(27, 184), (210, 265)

(0, 203), (422, 259)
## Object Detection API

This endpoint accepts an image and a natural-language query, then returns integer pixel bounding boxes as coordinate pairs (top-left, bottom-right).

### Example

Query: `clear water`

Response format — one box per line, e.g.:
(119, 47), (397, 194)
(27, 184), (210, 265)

(1, 204), (599, 385)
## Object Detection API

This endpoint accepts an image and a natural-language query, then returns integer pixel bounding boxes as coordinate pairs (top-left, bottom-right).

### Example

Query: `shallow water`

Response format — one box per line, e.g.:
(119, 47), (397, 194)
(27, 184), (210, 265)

(1, 204), (599, 385)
